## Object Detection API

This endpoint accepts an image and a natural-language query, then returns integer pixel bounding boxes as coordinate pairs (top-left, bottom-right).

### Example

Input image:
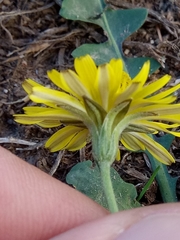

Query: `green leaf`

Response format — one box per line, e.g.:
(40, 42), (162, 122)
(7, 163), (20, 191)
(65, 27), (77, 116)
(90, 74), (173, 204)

(66, 160), (140, 210)
(125, 57), (161, 78)
(60, 0), (160, 77)
(145, 134), (178, 203)
(137, 166), (160, 202)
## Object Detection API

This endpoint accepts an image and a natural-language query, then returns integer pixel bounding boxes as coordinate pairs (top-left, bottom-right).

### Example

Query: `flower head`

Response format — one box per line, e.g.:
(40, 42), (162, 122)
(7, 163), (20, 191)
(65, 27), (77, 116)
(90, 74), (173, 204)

(14, 55), (180, 165)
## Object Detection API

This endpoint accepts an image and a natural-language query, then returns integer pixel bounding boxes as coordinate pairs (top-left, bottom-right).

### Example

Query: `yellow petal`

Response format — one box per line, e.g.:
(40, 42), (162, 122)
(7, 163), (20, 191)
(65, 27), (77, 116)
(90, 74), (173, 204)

(125, 124), (156, 134)
(115, 81), (140, 105)
(143, 115), (180, 124)
(132, 132), (175, 165)
(65, 129), (89, 151)
(30, 86), (86, 112)
(130, 103), (180, 115)
(147, 83), (180, 101)
(15, 111), (62, 127)
(119, 72), (131, 93)
(14, 112), (62, 126)
(14, 108), (81, 123)
(134, 120), (179, 129)
(109, 59), (123, 77)
(147, 104), (180, 115)
(47, 69), (75, 95)
(37, 120), (61, 128)
(134, 75), (171, 99)
(22, 79), (43, 94)
(134, 120), (180, 135)
(45, 126), (86, 152)
(132, 61), (150, 87)
(108, 60), (130, 110)
(130, 95), (176, 111)
(23, 106), (53, 114)
(14, 116), (42, 125)
(96, 64), (115, 111)
(61, 70), (91, 98)
(115, 149), (121, 161)
(121, 132), (145, 151)
(28, 108), (80, 121)
(74, 55), (97, 90)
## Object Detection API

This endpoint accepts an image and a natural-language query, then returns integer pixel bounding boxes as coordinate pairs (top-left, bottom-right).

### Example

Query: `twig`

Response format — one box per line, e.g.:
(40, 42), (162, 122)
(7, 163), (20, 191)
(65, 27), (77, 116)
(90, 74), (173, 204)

(123, 40), (180, 63)
(143, 153), (151, 169)
(3, 29), (84, 63)
(0, 137), (37, 145)
(156, 26), (163, 42)
(79, 147), (86, 161)
(49, 150), (65, 176)
(0, 137), (46, 151)
(119, 152), (131, 167)
(16, 140), (46, 151)
(0, 3), (55, 43)
(0, 96), (29, 105)
(147, 8), (178, 38)
(0, 20), (14, 43)
(0, 2), (55, 21)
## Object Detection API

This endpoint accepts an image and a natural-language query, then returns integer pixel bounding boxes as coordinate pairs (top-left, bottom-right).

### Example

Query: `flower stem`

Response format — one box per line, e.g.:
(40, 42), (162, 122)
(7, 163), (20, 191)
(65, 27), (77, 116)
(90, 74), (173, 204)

(99, 161), (119, 212)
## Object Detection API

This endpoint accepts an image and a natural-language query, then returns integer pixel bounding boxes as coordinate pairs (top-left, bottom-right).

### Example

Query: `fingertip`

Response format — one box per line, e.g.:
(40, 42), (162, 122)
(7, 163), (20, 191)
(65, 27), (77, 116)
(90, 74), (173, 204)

(116, 212), (180, 240)
(52, 203), (180, 240)
(0, 147), (108, 239)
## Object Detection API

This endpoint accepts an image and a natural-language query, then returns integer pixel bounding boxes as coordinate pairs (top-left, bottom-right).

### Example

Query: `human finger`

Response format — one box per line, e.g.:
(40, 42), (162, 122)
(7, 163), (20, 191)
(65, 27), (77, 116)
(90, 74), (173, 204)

(52, 203), (180, 240)
(0, 146), (108, 240)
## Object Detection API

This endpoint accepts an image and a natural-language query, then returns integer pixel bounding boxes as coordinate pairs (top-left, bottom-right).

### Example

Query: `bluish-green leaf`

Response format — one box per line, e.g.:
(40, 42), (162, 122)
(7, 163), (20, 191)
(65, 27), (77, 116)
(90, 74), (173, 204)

(125, 57), (161, 78)
(60, 0), (160, 76)
(66, 160), (140, 210)
(145, 134), (178, 203)
(60, 0), (106, 24)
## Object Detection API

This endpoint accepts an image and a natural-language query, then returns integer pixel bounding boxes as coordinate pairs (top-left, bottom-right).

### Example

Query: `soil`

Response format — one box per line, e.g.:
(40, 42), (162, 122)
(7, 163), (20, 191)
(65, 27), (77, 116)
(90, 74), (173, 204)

(0, 0), (180, 205)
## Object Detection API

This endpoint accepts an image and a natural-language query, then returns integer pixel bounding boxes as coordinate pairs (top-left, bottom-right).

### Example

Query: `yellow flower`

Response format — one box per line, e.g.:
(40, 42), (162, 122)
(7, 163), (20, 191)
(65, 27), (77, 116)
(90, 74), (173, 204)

(14, 55), (180, 164)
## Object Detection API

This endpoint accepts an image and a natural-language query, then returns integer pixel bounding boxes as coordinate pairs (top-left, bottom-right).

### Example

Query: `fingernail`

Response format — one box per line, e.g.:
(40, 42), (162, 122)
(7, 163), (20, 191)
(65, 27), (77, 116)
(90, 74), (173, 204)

(115, 213), (180, 240)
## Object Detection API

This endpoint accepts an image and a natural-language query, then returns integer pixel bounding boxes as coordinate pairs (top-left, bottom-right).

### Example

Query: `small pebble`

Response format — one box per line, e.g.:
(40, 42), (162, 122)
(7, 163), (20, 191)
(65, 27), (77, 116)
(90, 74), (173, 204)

(3, 89), (8, 94)
(124, 49), (130, 55)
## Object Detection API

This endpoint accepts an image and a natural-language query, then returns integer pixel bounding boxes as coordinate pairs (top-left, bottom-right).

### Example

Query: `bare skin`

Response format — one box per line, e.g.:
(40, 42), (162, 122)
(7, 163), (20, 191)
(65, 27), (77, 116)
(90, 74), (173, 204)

(0, 146), (180, 240)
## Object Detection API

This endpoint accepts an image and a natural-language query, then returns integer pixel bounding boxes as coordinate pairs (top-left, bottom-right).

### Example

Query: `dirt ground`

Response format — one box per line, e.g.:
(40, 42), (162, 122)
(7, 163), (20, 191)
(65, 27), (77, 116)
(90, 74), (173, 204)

(0, 0), (180, 205)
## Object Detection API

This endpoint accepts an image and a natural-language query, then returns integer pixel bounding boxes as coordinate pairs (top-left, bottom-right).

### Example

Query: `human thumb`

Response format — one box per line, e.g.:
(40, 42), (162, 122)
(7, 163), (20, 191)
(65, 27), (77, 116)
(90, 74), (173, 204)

(116, 211), (180, 240)
(51, 203), (180, 240)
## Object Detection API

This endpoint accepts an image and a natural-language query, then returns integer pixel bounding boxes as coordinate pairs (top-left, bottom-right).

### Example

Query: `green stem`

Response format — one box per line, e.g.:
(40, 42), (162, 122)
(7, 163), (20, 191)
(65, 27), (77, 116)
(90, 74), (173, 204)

(102, 13), (121, 58)
(99, 161), (119, 212)
(146, 135), (177, 203)
(147, 151), (177, 203)
(97, 1), (128, 73)
(102, 14), (128, 73)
